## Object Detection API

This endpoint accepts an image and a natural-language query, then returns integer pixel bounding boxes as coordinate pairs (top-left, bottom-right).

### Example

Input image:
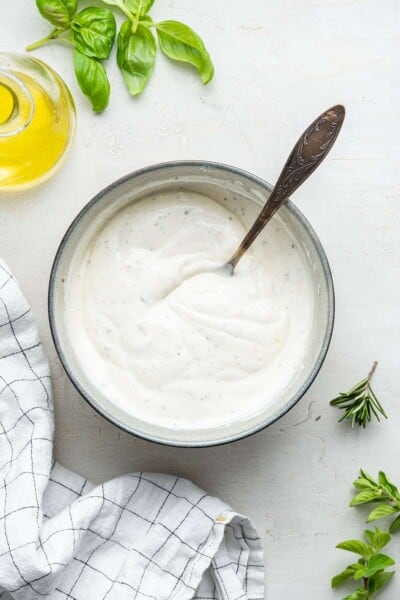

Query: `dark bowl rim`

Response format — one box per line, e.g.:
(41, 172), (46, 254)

(48, 160), (335, 448)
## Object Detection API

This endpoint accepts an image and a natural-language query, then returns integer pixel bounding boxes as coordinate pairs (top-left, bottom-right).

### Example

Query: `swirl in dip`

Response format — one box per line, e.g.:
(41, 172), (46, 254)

(64, 190), (314, 430)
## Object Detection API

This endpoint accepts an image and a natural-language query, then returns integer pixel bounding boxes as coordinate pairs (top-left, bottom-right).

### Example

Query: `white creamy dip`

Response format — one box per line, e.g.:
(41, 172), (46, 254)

(65, 190), (314, 430)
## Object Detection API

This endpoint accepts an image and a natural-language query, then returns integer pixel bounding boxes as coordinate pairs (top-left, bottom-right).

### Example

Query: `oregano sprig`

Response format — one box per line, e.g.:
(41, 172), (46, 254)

(332, 527), (395, 599)
(351, 470), (400, 533)
(332, 471), (400, 598)
(330, 362), (387, 428)
(27, 0), (214, 111)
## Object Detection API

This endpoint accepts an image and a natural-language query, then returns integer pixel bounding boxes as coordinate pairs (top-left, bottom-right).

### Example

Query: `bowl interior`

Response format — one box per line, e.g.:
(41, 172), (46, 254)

(49, 162), (334, 446)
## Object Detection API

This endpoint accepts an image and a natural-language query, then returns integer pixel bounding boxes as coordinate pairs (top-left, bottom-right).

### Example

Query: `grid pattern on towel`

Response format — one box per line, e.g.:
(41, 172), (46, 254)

(0, 262), (264, 600)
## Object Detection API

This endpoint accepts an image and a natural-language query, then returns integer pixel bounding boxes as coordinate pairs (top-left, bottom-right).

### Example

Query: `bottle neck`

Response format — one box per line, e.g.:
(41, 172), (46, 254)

(0, 70), (34, 138)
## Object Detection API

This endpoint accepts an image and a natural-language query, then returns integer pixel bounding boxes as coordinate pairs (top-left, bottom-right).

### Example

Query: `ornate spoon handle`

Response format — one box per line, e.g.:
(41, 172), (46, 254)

(227, 104), (345, 271)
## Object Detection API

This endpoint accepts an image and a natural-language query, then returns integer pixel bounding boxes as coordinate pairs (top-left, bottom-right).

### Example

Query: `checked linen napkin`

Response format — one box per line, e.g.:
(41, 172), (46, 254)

(0, 261), (264, 600)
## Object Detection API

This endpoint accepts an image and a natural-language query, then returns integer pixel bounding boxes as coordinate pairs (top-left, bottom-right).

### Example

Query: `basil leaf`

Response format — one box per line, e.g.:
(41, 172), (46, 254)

(96, 0), (121, 7)
(123, 0), (155, 16)
(71, 7), (116, 59)
(97, 0), (120, 5)
(155, 20), (214, 84)
(36, 0), (77, 28)
(117, 21), (156, 96)
(73, 49), (110, 112)
(95, 0), (153, 17)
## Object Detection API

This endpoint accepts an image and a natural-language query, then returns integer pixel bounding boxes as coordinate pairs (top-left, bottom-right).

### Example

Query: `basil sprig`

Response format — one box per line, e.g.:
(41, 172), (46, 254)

(27, 0), (214, 112)
(27, 1), (115, 111)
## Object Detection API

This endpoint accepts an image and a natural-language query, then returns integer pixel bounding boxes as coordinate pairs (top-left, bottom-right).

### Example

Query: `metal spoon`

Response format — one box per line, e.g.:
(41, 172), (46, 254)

(225, 104), (345, 273)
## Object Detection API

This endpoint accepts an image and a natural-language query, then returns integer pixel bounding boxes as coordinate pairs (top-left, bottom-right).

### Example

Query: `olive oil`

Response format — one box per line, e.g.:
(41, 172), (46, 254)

(0, 85), (15, 124)
(0, 54), (75, 191)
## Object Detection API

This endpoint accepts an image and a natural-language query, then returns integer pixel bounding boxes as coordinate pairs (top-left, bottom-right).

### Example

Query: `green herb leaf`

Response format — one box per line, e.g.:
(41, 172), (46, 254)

(353, 474), (379, 491)
(364, 530), (376, 546)
(117, 21), (156, 96)
(98, 0), (121, 5)
(364, 528), (391, 551)
(360, 553), (395, 578)
(336, 540), (371, 557)
(378, 471), (400, 500)
(367, 504), (398, 523)
(369, 570), (395, 594)
(343, 591), (368, 600)
(155, 20), (214, 84)
(124, 0), (155, 16)
(73, 49), (110, 112)
(351, 489), (382, 507)
(71, 7), (116, 59)
(99, 0), (153, 15)
(389, 515), (400, 533)
(361, 470), (378, 485)
(36, 0), (78, 28)
(331, 565), (358, 588)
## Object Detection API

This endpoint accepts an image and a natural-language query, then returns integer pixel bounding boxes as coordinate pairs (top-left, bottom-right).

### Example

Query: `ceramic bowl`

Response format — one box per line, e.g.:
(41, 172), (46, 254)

(49, 161), (334, 447)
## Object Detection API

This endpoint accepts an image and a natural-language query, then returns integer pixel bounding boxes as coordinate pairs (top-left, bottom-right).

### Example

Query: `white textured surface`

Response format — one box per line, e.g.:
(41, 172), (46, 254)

(1, 1), (400, 597)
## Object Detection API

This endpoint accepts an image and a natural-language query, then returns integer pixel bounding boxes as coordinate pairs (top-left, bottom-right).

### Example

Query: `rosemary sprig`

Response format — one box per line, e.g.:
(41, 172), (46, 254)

(330, 362), (387, 428)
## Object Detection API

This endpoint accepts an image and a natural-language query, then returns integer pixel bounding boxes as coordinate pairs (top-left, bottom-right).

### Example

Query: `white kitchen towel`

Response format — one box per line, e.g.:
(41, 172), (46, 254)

(0, 261), (264, 600)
